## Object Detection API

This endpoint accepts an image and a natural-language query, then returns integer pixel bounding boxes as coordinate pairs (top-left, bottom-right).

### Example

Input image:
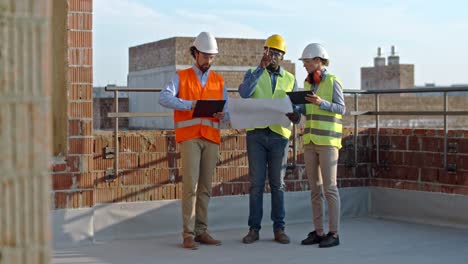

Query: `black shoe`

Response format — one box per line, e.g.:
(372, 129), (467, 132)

(301, 231), (325, 245)
(319, 232), (340, 248)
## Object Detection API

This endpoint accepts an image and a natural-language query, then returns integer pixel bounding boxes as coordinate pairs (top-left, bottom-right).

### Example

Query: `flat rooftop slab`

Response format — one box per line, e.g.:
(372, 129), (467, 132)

(53, 217), (468, 264)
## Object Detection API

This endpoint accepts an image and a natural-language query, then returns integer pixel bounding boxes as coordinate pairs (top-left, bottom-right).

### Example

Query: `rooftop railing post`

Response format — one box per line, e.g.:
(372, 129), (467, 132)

(114, 89), (119, 180)
(375, 94), (380, 165)
(291, 124), (297, 169)
(444, 91), (448, 170)
(354, 94), (358, 170)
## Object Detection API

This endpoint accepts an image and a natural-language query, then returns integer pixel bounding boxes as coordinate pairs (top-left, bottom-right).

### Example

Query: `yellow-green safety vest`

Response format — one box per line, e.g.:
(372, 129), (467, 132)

(303, 74), (343, 149)
(247, 68), (296, 139)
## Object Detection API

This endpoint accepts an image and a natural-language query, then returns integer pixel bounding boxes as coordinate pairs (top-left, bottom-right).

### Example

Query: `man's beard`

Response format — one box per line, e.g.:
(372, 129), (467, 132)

(267, 63), (279, 73)
(199, 63), (211, 73)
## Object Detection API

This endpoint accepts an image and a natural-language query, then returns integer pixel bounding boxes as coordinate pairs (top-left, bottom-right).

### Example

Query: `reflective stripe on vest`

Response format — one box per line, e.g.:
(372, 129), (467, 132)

(303, 73), (343, 149)
(175, 118), (220, 129)
(304, 128), (342, 138)
(246, 68), (296, 139)
(174, 68), (224, 144)
(306, 114), (343, 124)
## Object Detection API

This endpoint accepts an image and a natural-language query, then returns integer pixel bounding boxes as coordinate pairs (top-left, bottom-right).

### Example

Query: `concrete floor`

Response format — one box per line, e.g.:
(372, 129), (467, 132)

(53, 217), (468, 264)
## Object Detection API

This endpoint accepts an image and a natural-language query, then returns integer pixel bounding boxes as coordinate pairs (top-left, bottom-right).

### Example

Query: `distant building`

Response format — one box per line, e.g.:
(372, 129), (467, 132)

(361, 46), (414, 90)
(413, 84), (468, 97)
(93, 86), (129, 130)
(127, 36), (295, 129)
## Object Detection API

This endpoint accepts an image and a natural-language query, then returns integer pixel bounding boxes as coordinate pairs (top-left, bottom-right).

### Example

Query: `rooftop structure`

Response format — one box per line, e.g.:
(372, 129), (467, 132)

(361, 46), (414, 90)
(127, 37), (295, 129)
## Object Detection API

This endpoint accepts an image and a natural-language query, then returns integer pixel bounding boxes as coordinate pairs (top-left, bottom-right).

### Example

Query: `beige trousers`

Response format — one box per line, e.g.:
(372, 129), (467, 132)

(180, 138), (219, 239)
(304, 143), (341, 233)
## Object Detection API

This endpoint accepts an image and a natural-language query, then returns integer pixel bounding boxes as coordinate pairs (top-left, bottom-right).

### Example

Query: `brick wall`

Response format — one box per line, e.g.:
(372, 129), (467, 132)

(361, 64), (414, 89)
(129, 36), (295, 75)
(50, 127), (468, 209)
(363, 128), (468, 195)
(129, 38), (176, 72)
(219, 71), (252, 90)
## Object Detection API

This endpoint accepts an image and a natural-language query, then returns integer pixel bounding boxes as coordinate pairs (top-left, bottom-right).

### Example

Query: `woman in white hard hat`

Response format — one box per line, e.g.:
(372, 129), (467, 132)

(159, 32), (228, 250)
(295, 43), (346, 248)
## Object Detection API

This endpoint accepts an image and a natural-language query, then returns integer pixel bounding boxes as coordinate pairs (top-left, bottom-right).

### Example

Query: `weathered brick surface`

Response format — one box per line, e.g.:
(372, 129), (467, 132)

(69, 48), (92, 66)
(68, 137), (93, 154)
(69, 119), (93, 136)
(70, 84), (93, 100)
(365, 128), (468, 194)
(129, 38), (176, 71)
(52, 174), (73, 190)
(361, 64), (414, 89)
(93, 97), (129, 130)
(68, 0), (93, 12)
(68, 66), (93, 83)
(67, 13), (92, 31)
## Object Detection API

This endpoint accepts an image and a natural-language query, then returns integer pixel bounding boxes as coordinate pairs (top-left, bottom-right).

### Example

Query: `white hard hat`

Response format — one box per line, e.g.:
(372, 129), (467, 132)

(193, 32), (218, 54)
(299, 43), (329, 61)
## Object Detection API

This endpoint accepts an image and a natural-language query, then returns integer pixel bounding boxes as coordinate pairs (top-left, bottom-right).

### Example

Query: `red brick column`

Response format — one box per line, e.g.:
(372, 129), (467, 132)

(52, 0), (94, 208)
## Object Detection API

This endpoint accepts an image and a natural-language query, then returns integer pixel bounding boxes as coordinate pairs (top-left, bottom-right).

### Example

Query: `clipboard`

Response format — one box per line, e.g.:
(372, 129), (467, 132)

(286, 91), (314, 104)
(192, 100), (226, 117)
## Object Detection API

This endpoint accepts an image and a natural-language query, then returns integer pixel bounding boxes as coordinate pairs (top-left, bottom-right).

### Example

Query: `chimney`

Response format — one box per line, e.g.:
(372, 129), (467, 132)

(374, 47), (386, 67)
(388, 45), (400, 65)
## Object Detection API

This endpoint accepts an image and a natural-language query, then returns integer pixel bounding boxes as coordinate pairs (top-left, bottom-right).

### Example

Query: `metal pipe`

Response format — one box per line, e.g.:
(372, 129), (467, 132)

(105, 84), (468, 94)
(354, 94), (358, 167)
(114, 90), (119, 179)
(292, 125), (300, 168)
(107, 112), (173, 118)
(444, 91), (448, 169)
(347, 111), (468, 116)
(375, 94), (380, 165)
(342, 86), (468, 95)
(105, 85), (242, 93)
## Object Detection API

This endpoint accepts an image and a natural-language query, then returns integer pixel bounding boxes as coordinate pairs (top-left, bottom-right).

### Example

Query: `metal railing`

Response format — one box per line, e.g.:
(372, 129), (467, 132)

(104, 85), (468, 180)
(344, 86), (468, 170)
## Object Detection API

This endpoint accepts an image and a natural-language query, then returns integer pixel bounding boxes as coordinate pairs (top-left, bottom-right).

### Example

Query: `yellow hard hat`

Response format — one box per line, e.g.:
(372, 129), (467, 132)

(264, 34), (286, 53)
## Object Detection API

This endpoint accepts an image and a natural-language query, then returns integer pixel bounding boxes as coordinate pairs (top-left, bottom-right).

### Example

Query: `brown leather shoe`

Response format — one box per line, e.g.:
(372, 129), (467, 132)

(183, 236), (198, 250)
(242, 229), (259, 244)
(194, 232), (222, 245)
(274, 229), (290, 244)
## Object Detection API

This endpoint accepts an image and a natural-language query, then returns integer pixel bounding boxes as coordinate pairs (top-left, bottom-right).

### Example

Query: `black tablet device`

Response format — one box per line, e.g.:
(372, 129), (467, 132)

(286, 91), (314, 104)
(192, 100), (226, 117)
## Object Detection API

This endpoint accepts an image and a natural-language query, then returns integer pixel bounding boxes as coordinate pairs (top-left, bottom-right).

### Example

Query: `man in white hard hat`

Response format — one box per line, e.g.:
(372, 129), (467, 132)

(159, 32), (228, 250)
(289, 43), (345, 248)
(238, 34), (299, 245)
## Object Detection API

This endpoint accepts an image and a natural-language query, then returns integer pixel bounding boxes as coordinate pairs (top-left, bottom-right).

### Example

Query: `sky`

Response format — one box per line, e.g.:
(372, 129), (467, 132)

(93, 0), (468, 89)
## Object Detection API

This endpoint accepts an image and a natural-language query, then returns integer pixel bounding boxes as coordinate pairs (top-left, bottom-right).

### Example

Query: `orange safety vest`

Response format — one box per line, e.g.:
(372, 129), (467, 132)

(174, 68), (224, 144)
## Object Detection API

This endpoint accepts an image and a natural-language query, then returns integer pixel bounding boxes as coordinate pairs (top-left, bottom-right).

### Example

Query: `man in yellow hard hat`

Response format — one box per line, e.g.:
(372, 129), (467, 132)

(238, 34), (299, 244)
